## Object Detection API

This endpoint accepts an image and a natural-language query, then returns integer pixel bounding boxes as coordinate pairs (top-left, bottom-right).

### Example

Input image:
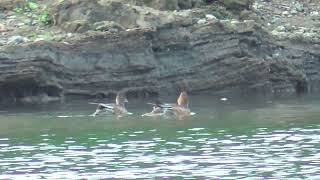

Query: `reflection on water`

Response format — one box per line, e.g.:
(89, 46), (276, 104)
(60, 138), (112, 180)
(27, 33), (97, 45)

(0, 95), (320, 179)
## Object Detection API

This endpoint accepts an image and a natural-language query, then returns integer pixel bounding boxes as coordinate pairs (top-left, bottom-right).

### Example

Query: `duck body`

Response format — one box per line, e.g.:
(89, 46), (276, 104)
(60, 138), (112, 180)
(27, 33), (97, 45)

(171, 105), (195, 119)
(141, 101), (168, 117)
(142, 91), (195, 119)
(141, 106), (165, 117)
(90, 92), (132, 118)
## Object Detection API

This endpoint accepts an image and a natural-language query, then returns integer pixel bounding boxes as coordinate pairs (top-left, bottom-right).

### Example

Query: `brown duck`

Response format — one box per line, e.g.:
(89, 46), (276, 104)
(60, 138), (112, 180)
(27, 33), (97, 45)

(142, 91), (195, 119)
(90, 92), (133, 118)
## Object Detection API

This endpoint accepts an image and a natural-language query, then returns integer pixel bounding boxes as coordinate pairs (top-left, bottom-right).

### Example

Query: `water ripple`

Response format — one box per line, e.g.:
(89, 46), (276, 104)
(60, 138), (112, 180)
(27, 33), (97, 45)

(0, 126), (319, 179)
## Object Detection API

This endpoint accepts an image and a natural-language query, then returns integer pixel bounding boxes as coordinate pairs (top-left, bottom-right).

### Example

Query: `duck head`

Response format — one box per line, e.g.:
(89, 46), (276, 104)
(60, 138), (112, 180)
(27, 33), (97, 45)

(115, 92), (128, 106)
(177, 91), (189, 108)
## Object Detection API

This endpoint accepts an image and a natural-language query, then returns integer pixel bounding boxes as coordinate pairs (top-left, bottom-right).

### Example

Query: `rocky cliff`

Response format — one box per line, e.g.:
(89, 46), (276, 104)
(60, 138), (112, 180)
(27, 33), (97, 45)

(0, 0), (319, 104)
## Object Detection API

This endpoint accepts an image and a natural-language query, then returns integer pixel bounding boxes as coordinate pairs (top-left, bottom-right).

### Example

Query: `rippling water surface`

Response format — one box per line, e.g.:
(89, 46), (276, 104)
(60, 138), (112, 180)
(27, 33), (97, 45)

(0, 95), (320, 179)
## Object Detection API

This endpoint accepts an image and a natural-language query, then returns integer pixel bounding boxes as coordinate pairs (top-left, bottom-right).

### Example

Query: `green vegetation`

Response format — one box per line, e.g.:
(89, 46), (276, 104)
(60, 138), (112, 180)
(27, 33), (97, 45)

(29, 32), (54, 41)
(14, 1), (38, 13)
(28, 1), (39, 10)
(13, 0), (52, 25)
(211, 6), (231, 20)
(39, 10), (51, 25)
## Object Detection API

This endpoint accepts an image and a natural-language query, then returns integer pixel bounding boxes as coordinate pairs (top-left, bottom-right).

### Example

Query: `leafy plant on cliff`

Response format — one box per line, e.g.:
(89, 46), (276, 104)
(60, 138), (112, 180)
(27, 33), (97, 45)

(210, 6), (231, 20)
(14, 0), (52, 26)
(39, 10), (51, 25)
(14, 0), (39, 13)
(29, 32), (54, 42)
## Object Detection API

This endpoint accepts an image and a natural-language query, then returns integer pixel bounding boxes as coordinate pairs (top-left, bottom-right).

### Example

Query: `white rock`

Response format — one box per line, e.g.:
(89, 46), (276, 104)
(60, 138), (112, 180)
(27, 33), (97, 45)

(272, 52), (281, 58)
(295, 29), (304, 35)
(7, 35), (29, 45)
(197, 19), (206, 24)
(230, 19), (239, 24)
(34, 38), (43, 42)
(252, 2), (258, 10)
(290, 9), (298, 15)
(220, 98), (228, 101)
(276, 25), (286, 32)
(303, 32), (315, 38)
(310, 11), (319, 16)
(0, 23), (5, 31)
(282, 11), (290, 16)
(205, 14), (217, 20)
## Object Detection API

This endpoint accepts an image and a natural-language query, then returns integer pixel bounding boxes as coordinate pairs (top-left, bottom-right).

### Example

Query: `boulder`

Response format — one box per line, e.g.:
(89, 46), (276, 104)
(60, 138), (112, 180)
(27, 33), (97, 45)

(231, 19), (255, 33)
(52, 0), (139, 31)
(51, 0), (197, 32)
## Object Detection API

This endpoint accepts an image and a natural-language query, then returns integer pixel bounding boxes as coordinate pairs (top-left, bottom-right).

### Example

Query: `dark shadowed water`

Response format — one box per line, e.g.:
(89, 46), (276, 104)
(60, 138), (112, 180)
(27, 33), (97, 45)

(0, 95), (319, 179)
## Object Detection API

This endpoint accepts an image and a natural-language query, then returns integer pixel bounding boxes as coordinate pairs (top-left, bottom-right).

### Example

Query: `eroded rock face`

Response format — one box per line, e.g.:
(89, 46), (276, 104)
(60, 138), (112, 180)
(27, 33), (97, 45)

(51, 0), (189, 32)
(51, 0), (140, 32)
(1, 18), (317, 104)
(0, 55), (64, 104)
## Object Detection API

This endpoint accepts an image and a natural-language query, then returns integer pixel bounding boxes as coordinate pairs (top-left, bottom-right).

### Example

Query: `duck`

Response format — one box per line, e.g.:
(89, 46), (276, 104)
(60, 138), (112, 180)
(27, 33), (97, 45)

(90, 92), (133, 118)
(170, 91), (196, 119)
(142, 91), (195, 119)
(141, 100), (168, 117)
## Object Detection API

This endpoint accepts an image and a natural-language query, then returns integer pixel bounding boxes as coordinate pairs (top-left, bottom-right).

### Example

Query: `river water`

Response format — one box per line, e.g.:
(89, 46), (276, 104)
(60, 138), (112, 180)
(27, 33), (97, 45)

(0, 95), (319, 179)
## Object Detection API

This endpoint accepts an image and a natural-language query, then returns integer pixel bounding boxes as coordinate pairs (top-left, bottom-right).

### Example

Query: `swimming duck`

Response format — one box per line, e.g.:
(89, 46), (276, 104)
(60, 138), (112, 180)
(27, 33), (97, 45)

(170, 91), (196, 119)
(90, 92), (133, 118)
(141, 100), (169, 117)
(142, 91), (195, 119)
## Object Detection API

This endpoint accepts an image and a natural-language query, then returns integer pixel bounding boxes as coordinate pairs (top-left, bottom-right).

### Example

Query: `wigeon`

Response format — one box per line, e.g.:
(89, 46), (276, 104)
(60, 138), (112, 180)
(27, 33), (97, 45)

(142, 91), (195, 119)
(90, 92), (133, 118)
(170, 91), (196, 119)
(141, 100), (169, 117)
